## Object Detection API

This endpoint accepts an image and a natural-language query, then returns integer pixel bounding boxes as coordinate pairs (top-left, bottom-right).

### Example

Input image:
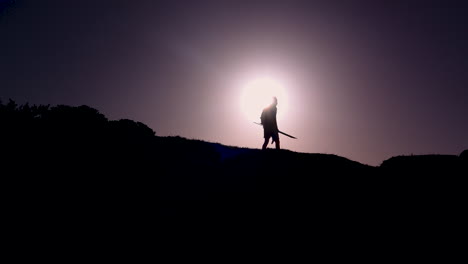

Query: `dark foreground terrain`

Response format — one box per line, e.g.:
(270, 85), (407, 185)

(1, 101), (466, 239)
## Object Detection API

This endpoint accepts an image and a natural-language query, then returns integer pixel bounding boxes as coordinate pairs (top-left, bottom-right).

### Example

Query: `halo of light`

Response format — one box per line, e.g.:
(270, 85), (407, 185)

(240, 77), (288, 122)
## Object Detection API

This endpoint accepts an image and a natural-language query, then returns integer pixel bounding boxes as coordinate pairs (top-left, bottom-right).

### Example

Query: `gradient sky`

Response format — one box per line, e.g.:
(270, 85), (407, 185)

(1, 0), (467, 165)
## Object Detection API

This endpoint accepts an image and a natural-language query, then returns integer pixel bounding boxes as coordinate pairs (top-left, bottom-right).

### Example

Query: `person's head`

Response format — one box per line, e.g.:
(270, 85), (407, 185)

(272, 96), (278, 106)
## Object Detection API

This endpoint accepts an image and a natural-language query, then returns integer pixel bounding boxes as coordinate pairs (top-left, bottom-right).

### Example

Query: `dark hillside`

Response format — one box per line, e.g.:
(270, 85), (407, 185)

(1, 101), (466, 232)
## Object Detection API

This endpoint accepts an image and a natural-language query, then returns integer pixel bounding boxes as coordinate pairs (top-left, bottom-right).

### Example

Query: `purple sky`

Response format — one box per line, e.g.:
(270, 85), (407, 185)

(1, 0), (467, 165)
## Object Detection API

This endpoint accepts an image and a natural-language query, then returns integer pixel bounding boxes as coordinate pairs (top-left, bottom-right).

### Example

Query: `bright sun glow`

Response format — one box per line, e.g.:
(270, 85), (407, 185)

(240, 77), (289, 122)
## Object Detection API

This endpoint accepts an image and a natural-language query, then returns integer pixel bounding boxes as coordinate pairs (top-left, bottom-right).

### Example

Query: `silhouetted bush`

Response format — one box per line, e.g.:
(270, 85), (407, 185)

(461, 149), (468, 161)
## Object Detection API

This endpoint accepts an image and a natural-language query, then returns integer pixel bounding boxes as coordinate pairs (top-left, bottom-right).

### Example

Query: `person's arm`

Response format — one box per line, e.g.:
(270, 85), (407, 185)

(274, 108), (279, 131)
(260, 109), (265, 125)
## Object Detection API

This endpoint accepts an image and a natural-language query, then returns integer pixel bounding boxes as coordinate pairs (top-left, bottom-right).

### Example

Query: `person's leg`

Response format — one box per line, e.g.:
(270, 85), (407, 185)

(262, 137), (269, 150)
(272, 133), (280, 150)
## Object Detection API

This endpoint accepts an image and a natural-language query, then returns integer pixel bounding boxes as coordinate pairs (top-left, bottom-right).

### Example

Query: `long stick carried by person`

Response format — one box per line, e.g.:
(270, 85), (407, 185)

(254, 122), (297, 139)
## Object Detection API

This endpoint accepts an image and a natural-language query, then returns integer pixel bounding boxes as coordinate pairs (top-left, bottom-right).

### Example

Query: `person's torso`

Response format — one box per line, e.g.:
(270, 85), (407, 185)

(262, 106), (277, 130)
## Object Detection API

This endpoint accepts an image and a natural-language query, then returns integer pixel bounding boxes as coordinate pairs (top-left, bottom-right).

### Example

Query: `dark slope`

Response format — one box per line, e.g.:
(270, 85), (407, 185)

(1, 101), (466, 230)
(381, 154), (463, 174)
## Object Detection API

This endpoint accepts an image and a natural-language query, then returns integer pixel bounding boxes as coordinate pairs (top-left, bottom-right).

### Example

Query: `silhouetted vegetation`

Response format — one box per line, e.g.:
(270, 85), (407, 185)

(461, 149), (468, 162)
(1, 99), (466, 230)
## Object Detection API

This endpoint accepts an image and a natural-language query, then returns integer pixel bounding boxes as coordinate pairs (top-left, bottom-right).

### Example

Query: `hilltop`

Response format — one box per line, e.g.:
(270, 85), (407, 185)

(1, 100), (466, 222)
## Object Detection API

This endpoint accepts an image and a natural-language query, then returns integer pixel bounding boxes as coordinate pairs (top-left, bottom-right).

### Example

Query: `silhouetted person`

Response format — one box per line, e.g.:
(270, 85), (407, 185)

(261, 97), (280, 150)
